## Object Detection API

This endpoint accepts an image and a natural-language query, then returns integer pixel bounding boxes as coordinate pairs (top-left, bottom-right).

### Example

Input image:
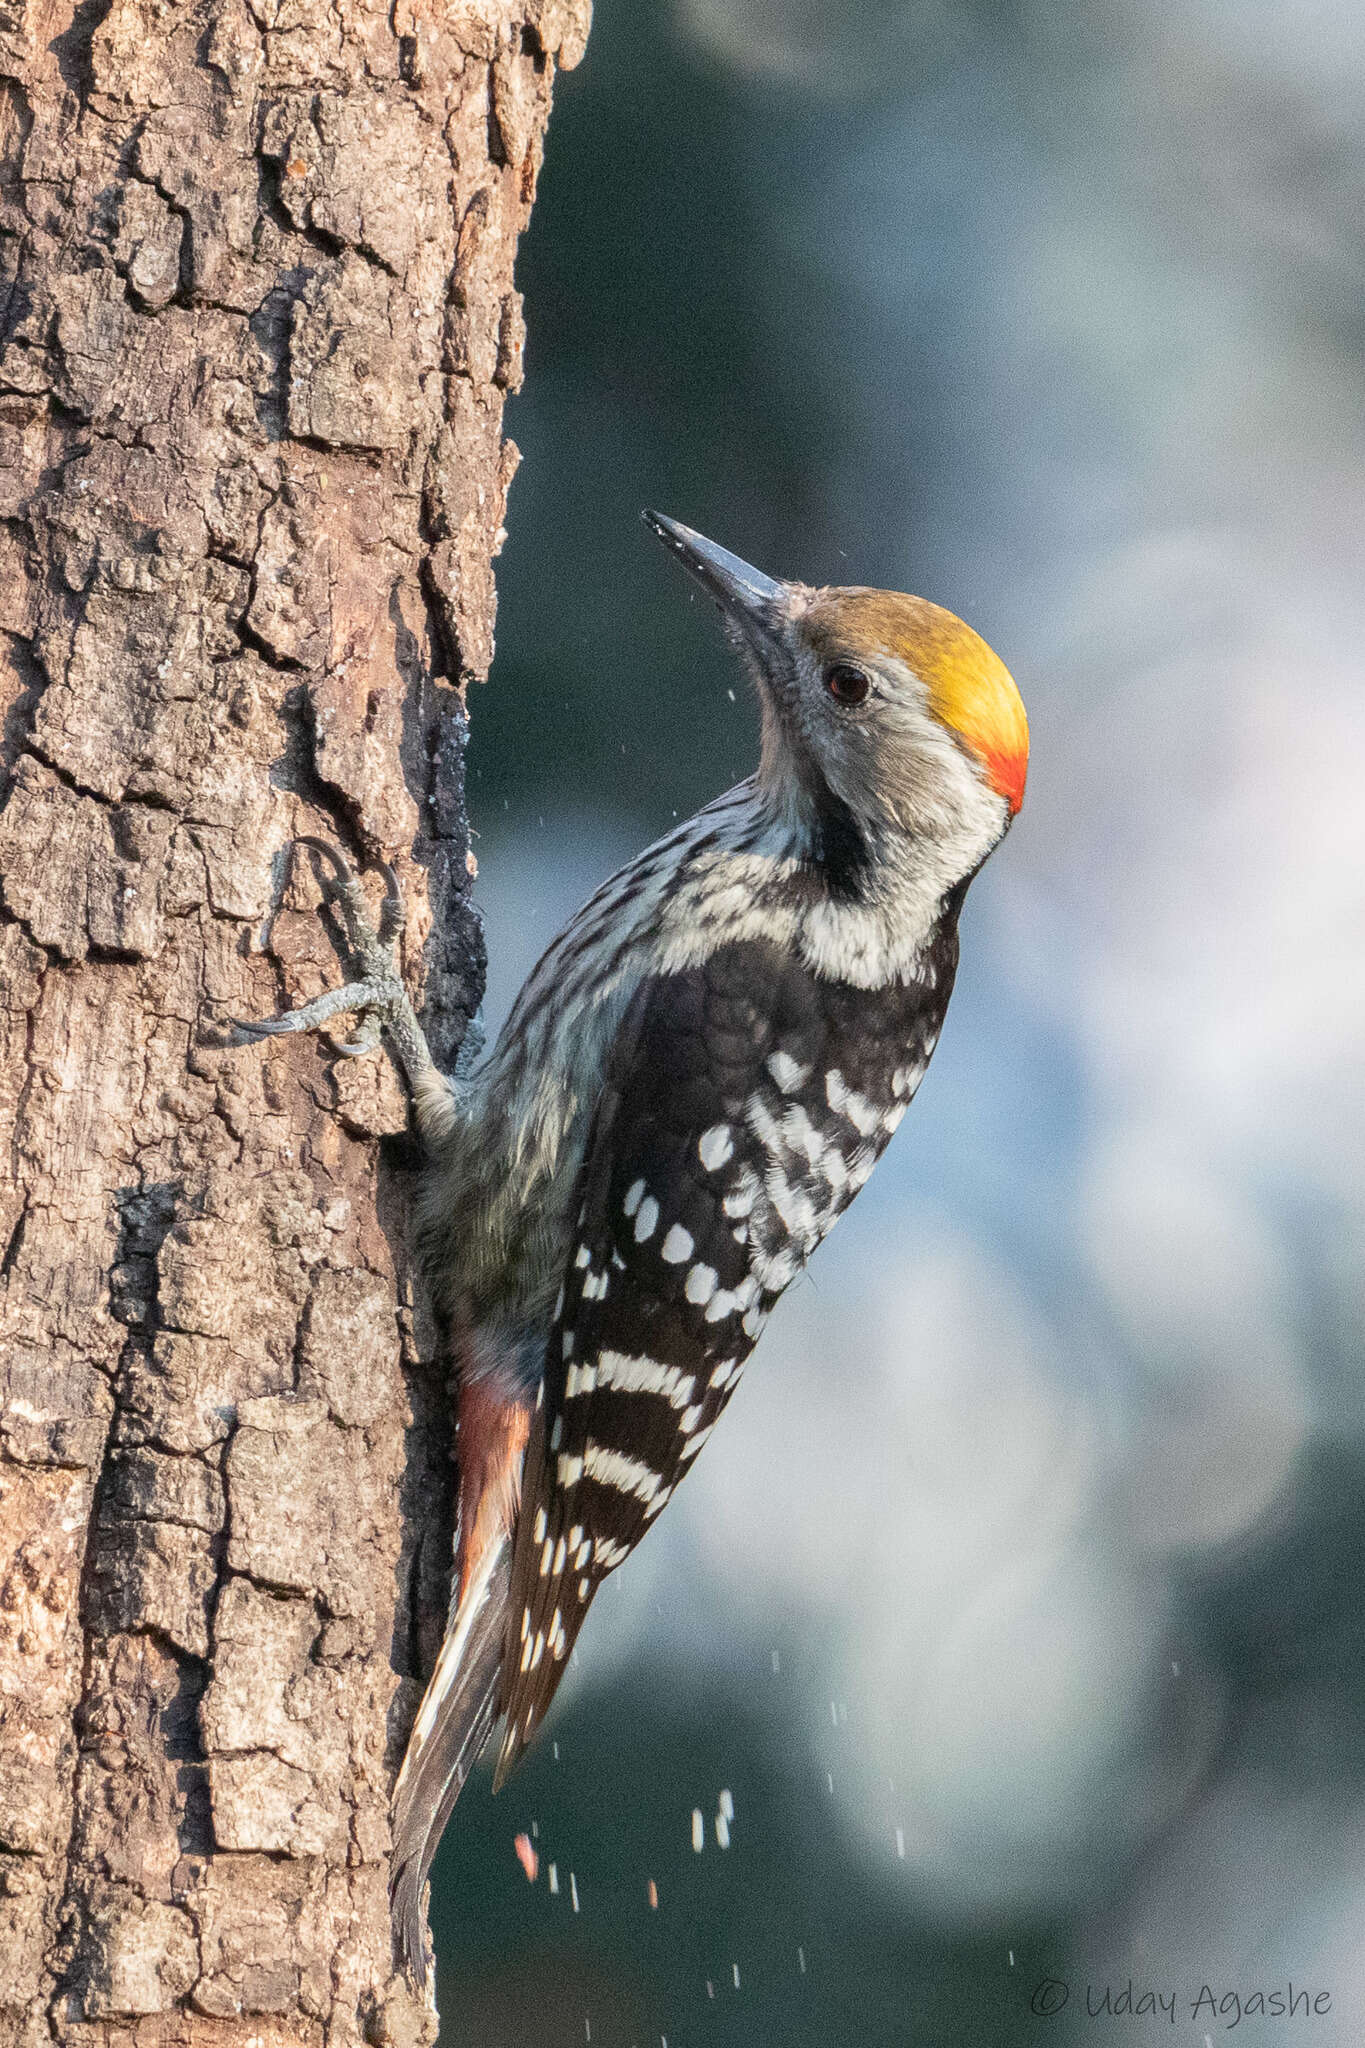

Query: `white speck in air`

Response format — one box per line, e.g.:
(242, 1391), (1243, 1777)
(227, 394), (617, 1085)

(895, 1828), (905, 1860)
(570, 1871), (579, 1913)
(553, 1742), (559, 1760)
(827, 1772), (834, 1795)
(1009, 1950), (1015, 1967)
(771, 1649), (780, 1673)
(798, 1947), (806, 1974)
(548, 1862), (558, 1894)
(719, 1789), (734, 1821)
(716, 1815), (730, 1849)
(732, 1964), (740, 1990)
(706, 1981), (715, 2000)
(584, 2019), (590, 2043)
(691, 1808), (704, 1852)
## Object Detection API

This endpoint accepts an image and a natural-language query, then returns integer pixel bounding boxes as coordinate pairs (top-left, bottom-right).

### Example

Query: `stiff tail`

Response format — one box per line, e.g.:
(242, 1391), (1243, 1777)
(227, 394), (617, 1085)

(390, 1531), (510, 1992)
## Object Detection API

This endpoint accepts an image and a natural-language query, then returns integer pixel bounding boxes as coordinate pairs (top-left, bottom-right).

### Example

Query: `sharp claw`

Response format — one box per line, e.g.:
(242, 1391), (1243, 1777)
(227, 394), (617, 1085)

(293, 836), (354, 888)
(227, 1018), (280, 1044)
(228, 1010), (321, 1043)
(335, 1015), (383, 1057)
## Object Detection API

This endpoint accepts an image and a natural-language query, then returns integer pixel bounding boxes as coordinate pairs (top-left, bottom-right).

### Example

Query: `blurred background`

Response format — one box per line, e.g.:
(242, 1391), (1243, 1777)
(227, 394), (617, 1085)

(431, 1), (1365, 2040)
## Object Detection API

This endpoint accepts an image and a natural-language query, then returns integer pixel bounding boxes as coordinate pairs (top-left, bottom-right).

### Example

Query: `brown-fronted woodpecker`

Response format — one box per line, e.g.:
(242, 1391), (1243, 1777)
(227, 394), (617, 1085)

(230, 512), (1030, 1990)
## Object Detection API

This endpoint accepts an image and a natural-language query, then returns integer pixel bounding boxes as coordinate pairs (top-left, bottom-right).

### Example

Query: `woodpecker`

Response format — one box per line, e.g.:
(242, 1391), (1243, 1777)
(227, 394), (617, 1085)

(229, 513), (1028, 1990)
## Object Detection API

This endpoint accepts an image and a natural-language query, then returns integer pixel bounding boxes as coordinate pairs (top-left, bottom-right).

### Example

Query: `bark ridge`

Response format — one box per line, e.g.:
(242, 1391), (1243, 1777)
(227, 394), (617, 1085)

(0, 0), (589, 2036)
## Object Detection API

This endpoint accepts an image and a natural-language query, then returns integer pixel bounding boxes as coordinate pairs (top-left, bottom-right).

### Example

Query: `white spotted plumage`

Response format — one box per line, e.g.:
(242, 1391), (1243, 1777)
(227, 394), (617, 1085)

(766, 1049), (810, 1093)
(372, 515), (1024, 1990)
(685, 1262), (718, 1305)
(583, 1441), (668, 1504)
(594, 1351), (696, 1407)
(698, 1124), (735, 1170)
(660, 1223), (694, 1263)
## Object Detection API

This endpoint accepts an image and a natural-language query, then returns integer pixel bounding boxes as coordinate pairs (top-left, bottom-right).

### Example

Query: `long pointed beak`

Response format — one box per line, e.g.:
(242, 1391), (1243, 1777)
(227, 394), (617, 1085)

(642, 511), (786, 637)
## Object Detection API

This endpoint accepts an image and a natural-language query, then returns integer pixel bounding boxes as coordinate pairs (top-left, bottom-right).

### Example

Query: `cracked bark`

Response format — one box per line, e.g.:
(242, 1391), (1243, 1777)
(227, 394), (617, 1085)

(0, 0), (590, 2039)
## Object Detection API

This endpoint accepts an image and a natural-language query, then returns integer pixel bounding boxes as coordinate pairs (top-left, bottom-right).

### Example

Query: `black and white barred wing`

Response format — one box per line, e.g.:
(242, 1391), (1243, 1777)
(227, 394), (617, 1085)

(495, 936), (947, 1781)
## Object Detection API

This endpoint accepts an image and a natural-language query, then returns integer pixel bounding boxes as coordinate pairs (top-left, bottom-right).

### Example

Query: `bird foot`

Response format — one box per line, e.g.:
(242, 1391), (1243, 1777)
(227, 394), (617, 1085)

(226, 839), (439, 1089)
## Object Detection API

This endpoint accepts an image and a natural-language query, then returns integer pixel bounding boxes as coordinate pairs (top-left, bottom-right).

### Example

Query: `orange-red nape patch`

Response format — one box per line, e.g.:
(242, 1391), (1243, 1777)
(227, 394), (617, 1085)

(806, 589), (1029, 813)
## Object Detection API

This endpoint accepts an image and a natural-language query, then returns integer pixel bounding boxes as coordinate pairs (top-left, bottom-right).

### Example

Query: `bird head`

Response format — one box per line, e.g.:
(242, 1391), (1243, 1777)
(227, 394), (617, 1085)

(645, 511), (1028, 890)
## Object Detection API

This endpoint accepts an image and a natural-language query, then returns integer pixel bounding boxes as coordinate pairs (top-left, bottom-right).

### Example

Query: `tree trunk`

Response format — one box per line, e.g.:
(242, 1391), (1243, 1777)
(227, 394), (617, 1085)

(0, 0), (588, 2036)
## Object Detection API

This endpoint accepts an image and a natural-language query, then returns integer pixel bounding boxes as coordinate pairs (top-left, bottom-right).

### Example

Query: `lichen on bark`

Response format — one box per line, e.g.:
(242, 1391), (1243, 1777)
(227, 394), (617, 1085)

(0, 0), (590, 2038)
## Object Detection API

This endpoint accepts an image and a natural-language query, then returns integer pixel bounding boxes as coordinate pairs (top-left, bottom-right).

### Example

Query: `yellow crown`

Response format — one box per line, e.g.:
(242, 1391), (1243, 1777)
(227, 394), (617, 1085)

(809, 590), (1029, 814)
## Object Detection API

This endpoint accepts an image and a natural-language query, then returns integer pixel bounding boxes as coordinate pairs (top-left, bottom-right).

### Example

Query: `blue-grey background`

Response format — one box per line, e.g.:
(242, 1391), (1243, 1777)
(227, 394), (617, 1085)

(431, 2), (1365, 2040)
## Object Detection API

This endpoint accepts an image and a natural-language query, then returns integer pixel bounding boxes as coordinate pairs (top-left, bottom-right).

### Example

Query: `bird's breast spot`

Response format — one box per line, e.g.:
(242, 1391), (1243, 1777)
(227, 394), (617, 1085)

(660, 1223), (694, 1263)
(698, 1123), (735, 1171)
(767, 1049), (811, 1093)
(685, 1262), (718, 1305)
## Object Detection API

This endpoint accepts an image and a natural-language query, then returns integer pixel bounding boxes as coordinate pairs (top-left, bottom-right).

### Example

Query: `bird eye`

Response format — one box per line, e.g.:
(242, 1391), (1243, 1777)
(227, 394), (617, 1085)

(825, 663), (871, 707)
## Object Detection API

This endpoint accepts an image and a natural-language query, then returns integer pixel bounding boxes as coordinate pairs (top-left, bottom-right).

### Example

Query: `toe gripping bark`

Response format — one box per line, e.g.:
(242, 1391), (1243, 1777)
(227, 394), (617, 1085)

(228, 838), (444, 1101)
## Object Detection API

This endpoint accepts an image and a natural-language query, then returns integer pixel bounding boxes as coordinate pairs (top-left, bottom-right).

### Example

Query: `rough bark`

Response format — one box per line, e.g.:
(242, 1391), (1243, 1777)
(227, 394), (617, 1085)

(0, 0), (589, 2038)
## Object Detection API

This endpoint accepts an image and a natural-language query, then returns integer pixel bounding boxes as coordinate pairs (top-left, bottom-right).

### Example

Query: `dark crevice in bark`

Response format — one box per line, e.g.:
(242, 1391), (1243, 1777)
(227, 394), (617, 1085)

(1, 628), (47, 789)
(22, 738), (180, 812)
(254, 147), (352, 270)
(247, 273), (315, 443)
(0, 1196), (27, 1279)
(49, 0), (118, 112)
(235, 606), (307, 674)
(416, 552), (460, 686)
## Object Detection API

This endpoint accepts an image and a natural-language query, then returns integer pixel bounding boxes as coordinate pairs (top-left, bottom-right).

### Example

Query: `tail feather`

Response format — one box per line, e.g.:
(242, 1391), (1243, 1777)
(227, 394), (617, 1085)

(390, 1532), (509, 1992)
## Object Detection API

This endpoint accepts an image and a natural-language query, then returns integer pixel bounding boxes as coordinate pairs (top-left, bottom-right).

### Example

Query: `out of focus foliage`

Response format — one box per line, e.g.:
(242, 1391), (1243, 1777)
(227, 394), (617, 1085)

(438, 2), (1365, 2041)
